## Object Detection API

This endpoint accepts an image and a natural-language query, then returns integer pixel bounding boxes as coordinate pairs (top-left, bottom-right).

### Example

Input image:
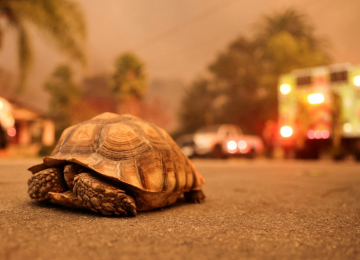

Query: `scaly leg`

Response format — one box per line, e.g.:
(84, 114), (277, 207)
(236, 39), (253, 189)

(73, 172), (137, 216)
(27, 168), (67, 201)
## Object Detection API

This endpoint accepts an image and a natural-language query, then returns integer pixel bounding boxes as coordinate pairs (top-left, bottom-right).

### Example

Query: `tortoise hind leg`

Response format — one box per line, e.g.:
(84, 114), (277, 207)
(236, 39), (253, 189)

(27, 168), (67, 201)
(184, 189), (205, 203)
(73, 172), (137, 216)
(48, 191), (87, 209)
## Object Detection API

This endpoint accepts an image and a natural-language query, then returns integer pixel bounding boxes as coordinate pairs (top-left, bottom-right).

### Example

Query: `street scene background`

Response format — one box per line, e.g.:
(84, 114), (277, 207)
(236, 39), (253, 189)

(0, 1), (359, 259)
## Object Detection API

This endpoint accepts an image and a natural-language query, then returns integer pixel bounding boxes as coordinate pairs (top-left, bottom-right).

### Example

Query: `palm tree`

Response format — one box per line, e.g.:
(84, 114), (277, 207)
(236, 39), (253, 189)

(111, 52), (147, 117)
(111, 52), (147, 100)
(255, 8), (316, 47)
(254, 8), (330, 69)
(0, 0), (86, 90)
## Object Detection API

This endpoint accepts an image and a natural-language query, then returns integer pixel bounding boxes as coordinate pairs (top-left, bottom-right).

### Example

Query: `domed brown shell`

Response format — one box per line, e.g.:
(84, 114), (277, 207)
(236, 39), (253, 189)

(30, 113), (204, 197)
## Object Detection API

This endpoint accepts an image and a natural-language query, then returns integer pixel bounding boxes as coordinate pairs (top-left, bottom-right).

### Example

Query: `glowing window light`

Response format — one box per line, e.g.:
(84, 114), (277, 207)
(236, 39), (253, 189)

(343, 123), (352, 133)
(321, 130), (330, 139)
(308, 130), (314, 139)
(227, 140), (237, 151)
(308, 93), (324, 104)
(280, 126), (293, 138)
(7, 127), (16, 137)
(238, 140), (247, 150)
(0, 101), (3, 111)
(280, 84), (291, 95)
(354, 76), (360, 87)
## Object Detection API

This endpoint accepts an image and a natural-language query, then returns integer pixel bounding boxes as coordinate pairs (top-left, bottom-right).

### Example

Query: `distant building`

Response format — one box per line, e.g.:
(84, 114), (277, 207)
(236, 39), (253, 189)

(0, 97), (55, 155)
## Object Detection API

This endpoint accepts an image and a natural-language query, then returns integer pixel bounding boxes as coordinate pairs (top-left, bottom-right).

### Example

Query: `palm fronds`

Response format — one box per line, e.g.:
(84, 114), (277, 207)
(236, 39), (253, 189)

(0, 0), (87, 90)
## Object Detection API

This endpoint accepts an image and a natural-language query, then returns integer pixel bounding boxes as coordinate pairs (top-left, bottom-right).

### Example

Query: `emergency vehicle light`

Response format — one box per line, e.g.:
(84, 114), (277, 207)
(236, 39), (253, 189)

(321, 130), (330, 139)
(308, 93), (324, 104)
(308, 130), (329, 139)
(280, 126), (293, 138)
(354, 76), (360, 87)
(7, 127), (16, 137)
(280, 84), (291, 95)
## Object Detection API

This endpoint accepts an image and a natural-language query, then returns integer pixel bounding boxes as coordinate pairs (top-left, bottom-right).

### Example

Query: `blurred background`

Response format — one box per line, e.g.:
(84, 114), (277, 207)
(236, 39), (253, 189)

(0, 0), (359, 159)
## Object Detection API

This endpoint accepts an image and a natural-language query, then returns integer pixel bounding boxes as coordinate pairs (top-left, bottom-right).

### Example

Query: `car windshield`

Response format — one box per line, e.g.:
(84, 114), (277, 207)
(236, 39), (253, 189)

(196, 125), (222, 134)
(196, 124), (244, 135)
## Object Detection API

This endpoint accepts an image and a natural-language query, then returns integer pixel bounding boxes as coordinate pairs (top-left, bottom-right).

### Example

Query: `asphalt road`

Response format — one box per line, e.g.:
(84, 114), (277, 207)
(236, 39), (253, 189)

(0, 158), (359, 260)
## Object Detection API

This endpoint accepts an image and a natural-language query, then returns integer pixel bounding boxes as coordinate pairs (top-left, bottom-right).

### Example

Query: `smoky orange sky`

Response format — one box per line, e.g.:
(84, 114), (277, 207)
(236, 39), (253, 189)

(0, 0), (359, 105)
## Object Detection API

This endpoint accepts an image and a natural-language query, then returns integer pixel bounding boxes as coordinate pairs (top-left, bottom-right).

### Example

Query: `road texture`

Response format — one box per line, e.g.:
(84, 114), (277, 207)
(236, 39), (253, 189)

(0, 158), (359, 260)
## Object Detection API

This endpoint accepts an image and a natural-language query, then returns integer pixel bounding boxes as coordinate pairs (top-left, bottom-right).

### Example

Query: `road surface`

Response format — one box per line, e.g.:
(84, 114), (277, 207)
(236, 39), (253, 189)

(0, 158), (359, 260)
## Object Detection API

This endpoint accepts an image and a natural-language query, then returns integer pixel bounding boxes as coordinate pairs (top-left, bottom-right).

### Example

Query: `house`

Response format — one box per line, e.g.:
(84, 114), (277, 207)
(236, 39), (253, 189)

(0, 97), (55, 155)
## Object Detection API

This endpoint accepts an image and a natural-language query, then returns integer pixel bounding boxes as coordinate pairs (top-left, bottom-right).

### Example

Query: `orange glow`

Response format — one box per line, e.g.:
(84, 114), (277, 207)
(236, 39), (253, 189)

(308, 93), (324, 104)
(280, 126), (293, 138)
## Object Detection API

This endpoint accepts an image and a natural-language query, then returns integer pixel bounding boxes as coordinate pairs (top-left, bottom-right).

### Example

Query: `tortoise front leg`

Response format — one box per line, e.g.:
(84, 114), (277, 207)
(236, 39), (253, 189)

(27, 168), (67, 201)
(73, 172), (137, 216)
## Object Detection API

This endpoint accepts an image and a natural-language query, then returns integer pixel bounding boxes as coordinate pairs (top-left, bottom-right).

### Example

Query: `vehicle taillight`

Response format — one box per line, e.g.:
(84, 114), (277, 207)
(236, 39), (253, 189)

(238, 140), (247, 150)
(227, 140), (237, 151)
(280, 126), (293, 138)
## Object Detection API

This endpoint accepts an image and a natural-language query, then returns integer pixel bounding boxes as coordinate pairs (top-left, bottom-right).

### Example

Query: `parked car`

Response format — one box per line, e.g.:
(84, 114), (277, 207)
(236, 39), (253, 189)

(176, 134), (196, 158)
(193, 124), (264, 158)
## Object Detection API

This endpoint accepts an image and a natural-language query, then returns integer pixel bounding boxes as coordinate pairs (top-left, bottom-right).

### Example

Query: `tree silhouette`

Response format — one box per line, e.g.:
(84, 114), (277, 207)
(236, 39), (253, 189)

(111, 52), (147, 117)
(111, 52), (147, 100)
(179, 8), (331, 135)
(44, 64), (81, 139)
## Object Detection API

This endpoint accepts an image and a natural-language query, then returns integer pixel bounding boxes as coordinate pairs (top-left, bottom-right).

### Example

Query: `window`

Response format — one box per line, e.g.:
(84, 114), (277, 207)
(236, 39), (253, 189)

(297, 75), (312, 86)
(330, 70), (348, 83)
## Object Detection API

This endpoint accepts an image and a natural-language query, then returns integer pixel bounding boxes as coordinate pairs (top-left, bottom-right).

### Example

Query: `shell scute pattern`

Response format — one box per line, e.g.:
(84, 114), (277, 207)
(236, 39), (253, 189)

(64, 125), (97, 158)
(118, 159), (143, 189)
(96, 123), (152, 161)
(46, 113), (201, 194)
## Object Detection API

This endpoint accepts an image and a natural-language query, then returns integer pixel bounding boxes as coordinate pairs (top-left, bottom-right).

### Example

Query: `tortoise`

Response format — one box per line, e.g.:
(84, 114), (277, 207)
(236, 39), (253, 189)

(27, 113), (205, 216)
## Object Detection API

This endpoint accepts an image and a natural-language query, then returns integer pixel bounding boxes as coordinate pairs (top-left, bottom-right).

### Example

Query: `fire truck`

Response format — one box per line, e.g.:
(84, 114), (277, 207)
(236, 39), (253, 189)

(277, 63), (360, 159)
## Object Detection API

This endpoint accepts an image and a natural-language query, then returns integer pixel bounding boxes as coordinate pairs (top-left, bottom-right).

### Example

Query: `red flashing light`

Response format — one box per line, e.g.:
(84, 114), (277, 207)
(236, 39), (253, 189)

(321, 130), (330, 139)
(308, 130), (314, 139)
(7, 127), (16, 137)
(308, 129), (330, 139)
(314, 130), (322, 139)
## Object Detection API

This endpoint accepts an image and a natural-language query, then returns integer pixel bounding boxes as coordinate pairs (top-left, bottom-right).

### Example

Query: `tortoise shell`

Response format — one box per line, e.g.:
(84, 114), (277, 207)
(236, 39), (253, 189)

(30, 113), (204, 210)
